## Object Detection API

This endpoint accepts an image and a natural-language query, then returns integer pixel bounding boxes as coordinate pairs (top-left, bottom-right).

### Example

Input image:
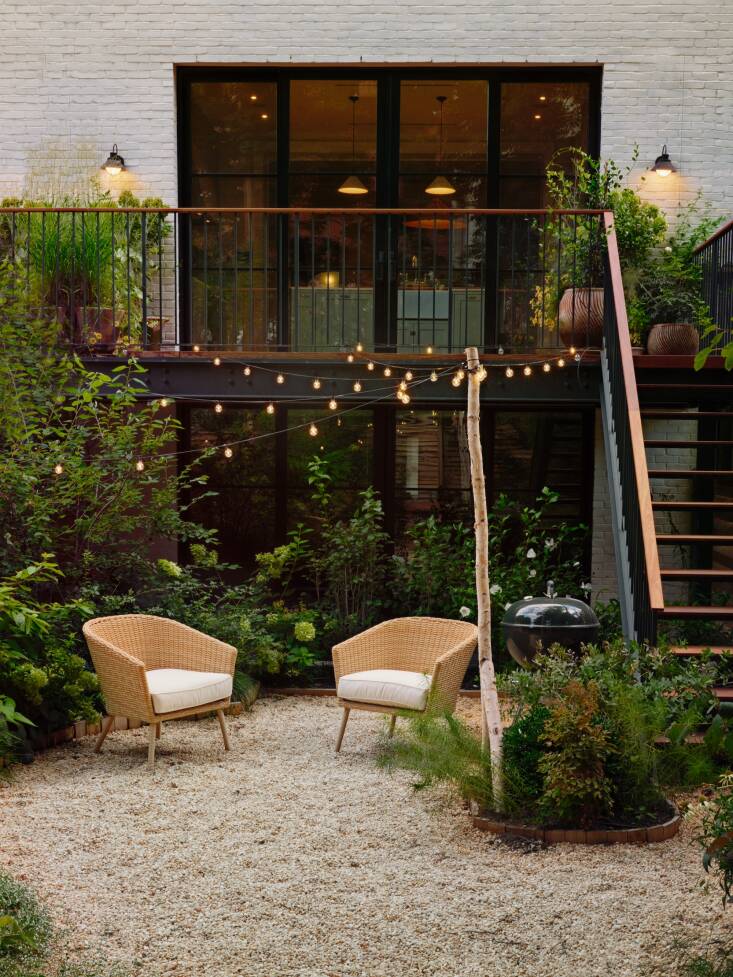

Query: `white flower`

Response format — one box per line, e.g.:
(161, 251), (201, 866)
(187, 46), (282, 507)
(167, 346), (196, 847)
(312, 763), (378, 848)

(459, 605), (471, 618)
(573, 561), (580, 567)
(581, 581), (592, 593)
(527, 548), (537, 559)
(529, 568), (536, 578)
(544, 537), (556, 551)
(489, 583), (502, 595)
(524, 595), (533, 600)
(505, 602), (512, 610)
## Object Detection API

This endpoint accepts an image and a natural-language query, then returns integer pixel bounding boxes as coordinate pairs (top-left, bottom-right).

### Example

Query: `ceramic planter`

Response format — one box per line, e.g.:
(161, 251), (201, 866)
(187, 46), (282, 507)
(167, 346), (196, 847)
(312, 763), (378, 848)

(646, 321), (700, 356)
(558, 287), (605, 348)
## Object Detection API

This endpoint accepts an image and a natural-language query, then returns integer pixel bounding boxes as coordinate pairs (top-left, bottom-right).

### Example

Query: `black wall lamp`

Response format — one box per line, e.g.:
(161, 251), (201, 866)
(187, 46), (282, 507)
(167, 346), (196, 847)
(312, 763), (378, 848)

(650, 144), (676, 177)
(102, 144), (125, 176)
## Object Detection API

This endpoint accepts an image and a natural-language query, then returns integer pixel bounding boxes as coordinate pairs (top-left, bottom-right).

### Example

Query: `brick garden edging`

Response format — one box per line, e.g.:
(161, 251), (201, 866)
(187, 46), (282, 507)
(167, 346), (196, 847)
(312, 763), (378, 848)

(472, 806), (681, 845)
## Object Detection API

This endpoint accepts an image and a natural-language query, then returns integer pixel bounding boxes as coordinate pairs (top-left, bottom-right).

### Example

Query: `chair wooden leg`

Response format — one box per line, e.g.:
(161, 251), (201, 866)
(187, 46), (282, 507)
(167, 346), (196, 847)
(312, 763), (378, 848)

(147, 723), (157, 770)
(388, 714), (397, 738)
(156, 722), (162, 740)
(335, 707), (350, 752)
(94, 715), (114, 754)
(216, 709), (231, 751)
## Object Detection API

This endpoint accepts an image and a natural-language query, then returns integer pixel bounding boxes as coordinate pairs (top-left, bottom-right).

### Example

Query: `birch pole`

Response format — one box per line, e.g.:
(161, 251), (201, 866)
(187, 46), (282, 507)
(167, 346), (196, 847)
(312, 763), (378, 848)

(465, 346), (503, 802)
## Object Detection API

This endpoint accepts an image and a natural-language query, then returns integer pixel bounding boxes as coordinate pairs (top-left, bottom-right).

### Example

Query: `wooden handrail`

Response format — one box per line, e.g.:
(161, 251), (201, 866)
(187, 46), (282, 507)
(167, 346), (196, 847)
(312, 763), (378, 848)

(692, 218), (733, 255)
(0, 206), (607, 216)
(603, 210), (664, 612)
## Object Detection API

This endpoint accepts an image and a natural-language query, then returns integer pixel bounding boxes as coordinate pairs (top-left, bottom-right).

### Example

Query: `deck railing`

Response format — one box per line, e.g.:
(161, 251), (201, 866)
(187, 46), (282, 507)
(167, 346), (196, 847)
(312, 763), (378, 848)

(600, 210), (662, 643)
(694, 218), (733, 348)
(0, 206), (607, 355)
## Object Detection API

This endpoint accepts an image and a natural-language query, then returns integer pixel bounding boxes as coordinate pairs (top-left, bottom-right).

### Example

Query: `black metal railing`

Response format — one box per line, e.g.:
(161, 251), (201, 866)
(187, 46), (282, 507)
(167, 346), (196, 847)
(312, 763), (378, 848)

(0, 207), (606, 355)
(600, 211), (662, 643)
(694, 219), (733, 348)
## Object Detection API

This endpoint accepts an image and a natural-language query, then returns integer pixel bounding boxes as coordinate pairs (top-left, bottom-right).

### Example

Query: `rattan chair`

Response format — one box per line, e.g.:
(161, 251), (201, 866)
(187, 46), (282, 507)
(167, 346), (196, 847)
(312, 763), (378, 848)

(83, 614), (237, 769)
(331, 617), (478, 752)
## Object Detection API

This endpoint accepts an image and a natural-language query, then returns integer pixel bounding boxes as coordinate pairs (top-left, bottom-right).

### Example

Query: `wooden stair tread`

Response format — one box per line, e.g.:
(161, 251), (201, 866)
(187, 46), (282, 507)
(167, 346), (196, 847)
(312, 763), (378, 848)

(656, 534), (733, 544)
(641, 410), (733, 419)
(661, 569), (733, 580)
(652, 501), (733, 510)
(649, 470), (733, 478)
(669, 646), (732, 656)
(714, 687), (733, 701)
(658, 606), (733, 619)
(637, 383), (733, 391)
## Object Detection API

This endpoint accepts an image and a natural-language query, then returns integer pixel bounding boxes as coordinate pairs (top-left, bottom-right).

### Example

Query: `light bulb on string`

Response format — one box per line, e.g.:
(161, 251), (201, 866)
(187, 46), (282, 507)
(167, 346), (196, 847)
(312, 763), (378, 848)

(523, 366), (532, 377)
(213, 356), (221, 367)
(313, 378), (322, 390)
(159, 397), (169, 408)
(328, 398), (338, 410)
(367, 361), (375, 371)
(505, 367), (514, 378)
(243, 366), (251, 376)
(399, 380), (408, 392)
(401, 393), (411, 405)
(353, 381), (362, 392)
(193, 344), (200, 353)
(557, 358), (565, 368)
(53, 462), (64, 476)
(356, 342), (363, 353)
(346, 353), (354, 363)
(276, 373), (285, 385)
(477, 366), (488, 382)
(451, 375), (461, 388)
(309, 423), (318, 437)
(405, 371), (413, 381)
(426, 346), (433, 355)
(456, 368), (466, 381)
(543, 362), (551, 373)
(430, 371), (438, 382)
(383, 367), (392, 377)
(266, 403), (275, 415)
(224, 446), (233, 459)
(569, 346), (576, 356)
(135, 459), (145, 472)
(214, 402), (223, 413)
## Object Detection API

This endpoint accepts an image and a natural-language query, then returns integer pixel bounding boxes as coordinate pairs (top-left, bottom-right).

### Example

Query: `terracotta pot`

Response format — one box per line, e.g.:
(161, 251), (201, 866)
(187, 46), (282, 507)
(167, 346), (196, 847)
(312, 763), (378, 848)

(558, 287), (605, 348)
(646, 322), (700, 356)
(74, 307), (121, 353)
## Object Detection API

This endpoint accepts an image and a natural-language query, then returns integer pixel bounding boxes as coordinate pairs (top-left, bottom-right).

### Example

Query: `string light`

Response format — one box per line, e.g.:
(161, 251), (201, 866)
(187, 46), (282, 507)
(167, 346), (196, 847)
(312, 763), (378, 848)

(569, 346), (576, 355)
(346, 353), (355, 363)
(505, 367), (514, 378)
(328, 398), (338, 410)
(159, 397), (169, 408)
(451, 376), (461, 388)
(401, 393), (411, 405)
(214, 402), (223, 413)
(456, 369), (466, 381)
(243, 366), (251, 376)
(405, 371), (413, 381)
(543, 362), (551, 373)
(353, 381), (362, 392)
(276, 373), (285, 384)
(557, 358), (565, 368)
(213, 356), (221, 367)
(477, 366), (488, 382)
(53, 462), (64, 475)
(383, 367), (392, 377)
(356, 342), (363, 353)
(313, 378), (322, 390)
(135, 459), (145, 472)
(193, 345), (200, 353)
(430, 371), (438, 382)
(266, 403), (275, 414)
(224, 446), (233, 459)
(399, 380), (408, 392)
(523, 366), (532, 377)
(426, 346), (433, 355)
(309, 423), (318, 437)
(367, 361), (375, 371)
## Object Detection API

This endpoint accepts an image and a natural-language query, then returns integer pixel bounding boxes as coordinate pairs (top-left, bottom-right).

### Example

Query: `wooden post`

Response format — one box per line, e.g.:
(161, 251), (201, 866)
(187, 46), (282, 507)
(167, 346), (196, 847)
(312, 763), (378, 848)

(465, 346), (503, 802)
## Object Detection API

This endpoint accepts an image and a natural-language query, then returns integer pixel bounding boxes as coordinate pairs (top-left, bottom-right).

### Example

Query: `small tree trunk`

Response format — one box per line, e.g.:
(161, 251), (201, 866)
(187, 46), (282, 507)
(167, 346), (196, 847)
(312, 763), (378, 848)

(465, 346), (503, 805)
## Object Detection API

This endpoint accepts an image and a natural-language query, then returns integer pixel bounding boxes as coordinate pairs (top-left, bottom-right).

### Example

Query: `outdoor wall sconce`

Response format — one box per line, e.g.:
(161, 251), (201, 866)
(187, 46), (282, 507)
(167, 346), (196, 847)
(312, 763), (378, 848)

(650, 145), (676, 177)
(102, 144), (125, 175)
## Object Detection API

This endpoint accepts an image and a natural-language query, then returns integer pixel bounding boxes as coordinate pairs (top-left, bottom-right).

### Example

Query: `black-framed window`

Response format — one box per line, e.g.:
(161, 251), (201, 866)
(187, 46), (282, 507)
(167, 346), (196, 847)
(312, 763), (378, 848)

(183, 402), (594, 569)
(178, 66), (601, 210)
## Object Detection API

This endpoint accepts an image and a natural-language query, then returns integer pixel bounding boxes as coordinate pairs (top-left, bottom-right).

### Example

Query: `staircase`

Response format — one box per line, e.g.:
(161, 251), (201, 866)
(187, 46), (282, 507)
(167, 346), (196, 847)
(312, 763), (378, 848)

(599, 210), (733, 677)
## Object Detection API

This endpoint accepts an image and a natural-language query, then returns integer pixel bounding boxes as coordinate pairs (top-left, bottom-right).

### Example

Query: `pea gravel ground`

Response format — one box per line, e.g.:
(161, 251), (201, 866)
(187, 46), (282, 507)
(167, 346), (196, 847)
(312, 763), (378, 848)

(1, 695), (729, 977)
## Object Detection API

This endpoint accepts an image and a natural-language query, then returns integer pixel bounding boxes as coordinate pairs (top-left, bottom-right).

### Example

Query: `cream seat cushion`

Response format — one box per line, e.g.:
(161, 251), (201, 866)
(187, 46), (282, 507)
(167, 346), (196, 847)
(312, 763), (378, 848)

(146, 668), (233, 714)
(337, 669), (432, 711)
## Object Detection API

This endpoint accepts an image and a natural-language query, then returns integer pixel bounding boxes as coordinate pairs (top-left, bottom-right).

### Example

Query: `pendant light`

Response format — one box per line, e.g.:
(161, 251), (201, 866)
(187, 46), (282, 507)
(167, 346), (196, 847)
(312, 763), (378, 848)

(338, 95), (369, 196)
(425, 96), (455, 196)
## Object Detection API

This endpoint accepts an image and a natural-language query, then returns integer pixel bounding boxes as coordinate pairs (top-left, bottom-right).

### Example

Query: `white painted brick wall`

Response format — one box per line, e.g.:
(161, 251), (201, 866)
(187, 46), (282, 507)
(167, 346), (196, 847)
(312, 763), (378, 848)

(1, 0), (732, 223)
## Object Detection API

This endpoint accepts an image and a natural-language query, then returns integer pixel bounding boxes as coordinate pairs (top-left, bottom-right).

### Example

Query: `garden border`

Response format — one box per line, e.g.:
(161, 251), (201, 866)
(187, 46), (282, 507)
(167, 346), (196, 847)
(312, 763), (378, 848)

(472, 806), (681, 844)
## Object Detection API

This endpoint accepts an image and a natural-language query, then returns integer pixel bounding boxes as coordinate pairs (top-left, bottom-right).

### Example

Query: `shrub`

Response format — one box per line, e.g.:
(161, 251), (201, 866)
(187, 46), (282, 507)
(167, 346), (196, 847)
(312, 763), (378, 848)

(0, 872), (51, 975)
(501, 704), (550, 812)
(702, 773), (733, 907)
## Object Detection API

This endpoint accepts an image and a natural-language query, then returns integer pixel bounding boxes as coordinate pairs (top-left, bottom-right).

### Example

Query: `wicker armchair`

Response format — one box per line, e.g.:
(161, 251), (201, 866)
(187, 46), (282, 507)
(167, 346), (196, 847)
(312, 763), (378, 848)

(331, 617), (478, 752)
(83, 614), (237, 769)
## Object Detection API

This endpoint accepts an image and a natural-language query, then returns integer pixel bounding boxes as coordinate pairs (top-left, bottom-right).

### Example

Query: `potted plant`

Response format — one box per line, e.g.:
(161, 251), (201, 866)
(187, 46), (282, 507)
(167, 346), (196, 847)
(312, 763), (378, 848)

(544, 149), (666, 349)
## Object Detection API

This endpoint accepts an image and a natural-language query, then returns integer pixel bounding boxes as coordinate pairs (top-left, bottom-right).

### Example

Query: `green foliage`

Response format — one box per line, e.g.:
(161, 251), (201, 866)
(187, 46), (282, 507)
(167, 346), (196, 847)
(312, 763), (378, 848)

(0, 872), (51, 974)
(680, 950), (733, 977)
(0, 260), (215, 593)
(539, 680), (614, 828)
(501, 704), (550, 810)
(701, 773), (733, 906)
(392, 516), (474, 619)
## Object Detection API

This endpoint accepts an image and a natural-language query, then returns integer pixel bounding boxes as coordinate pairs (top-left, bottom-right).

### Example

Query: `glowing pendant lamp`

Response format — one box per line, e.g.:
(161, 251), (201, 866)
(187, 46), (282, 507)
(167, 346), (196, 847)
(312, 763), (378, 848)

(651, 144), (676, 177)
(425, 96), (455, 196)
(338, 95), (369, 196)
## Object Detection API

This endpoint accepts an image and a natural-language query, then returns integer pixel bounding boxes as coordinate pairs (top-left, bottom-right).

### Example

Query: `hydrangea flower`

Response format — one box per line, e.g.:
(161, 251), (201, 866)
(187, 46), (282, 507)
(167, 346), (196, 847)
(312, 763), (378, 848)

(580, 581), (592, 593)
(527, 548), (537, 559)
(293, 620), (316, 643)
(156, 558), (182, 578)
(459, 606), (471, 618)
(489, 583), (501, 595)
(544, 538), (556, 551)
(528, 568), (536, 578)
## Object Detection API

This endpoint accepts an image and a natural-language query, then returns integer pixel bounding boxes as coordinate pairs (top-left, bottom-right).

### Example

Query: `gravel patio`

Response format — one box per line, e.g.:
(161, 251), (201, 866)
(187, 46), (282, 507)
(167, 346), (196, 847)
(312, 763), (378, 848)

(1, 695), (726, 977)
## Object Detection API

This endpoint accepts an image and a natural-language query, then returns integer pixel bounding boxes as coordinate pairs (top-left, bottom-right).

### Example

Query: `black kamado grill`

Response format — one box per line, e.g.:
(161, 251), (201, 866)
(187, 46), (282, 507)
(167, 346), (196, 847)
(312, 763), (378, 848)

(501, 596), (600, 667)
